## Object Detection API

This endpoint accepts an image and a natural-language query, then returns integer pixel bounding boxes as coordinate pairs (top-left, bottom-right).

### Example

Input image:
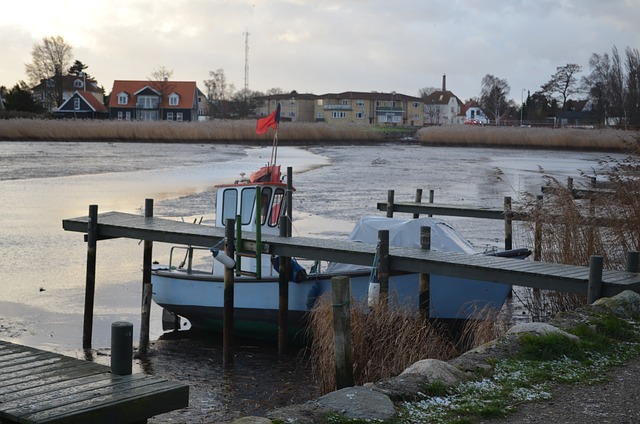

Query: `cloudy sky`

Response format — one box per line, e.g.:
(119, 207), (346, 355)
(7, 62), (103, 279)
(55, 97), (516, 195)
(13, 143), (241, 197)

(1, 0), (639, 102)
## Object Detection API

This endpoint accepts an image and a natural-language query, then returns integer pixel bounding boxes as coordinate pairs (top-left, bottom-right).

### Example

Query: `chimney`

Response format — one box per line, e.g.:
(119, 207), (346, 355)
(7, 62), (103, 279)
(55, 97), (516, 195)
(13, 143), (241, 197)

(442, 74), (446, 92)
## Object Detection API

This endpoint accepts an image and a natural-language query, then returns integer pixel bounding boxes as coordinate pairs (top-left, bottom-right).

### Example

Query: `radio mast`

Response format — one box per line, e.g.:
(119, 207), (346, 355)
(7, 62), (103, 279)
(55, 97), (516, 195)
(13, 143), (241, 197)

(243, 29), (249, 98)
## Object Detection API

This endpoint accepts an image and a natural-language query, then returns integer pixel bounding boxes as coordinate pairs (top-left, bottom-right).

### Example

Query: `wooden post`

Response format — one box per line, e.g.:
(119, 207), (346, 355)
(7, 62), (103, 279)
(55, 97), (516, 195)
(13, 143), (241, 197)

(377, 230), (390, 309)
(534, 195), (543, 261)
(386, 190), (394, 218)
(413, 189), (423, 219)
(504, 196), (512, 251)
(255, 186), (262, 279)
(286, 167), (293, 236)
(139, 199), (153, 357)
(235, 217), (242, 276)
(419, 226), (431, 314)
(82, 204), (98, 350)
(626, 251), (639, 273)
(278, 215), (290, 355)
(428, 189), (434, 217)
(587, 177), (596, 256)
(587, 255), (603, 304)
(332, 276), (353, 390)
(223, 218), (235, 367)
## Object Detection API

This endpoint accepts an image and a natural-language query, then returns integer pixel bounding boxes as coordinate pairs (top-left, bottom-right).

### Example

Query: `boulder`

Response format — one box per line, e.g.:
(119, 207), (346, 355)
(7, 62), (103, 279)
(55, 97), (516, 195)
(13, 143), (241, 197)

(507, 322), (580, 340)
(316, 386), (396, 421)
(592, 290), (640, 319)
(232, 417), (273, 424)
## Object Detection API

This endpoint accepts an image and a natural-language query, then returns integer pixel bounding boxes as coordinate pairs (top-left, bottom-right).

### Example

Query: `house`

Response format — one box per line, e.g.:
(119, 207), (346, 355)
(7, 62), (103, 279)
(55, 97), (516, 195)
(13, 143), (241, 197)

(255, 92), (317, 122)
(108, 80), (201, 121)
(422, 75), (464, 125)
(461, 100), (490, 125)
(54, 90), (108, 119)
(560, 100), (597, 127)
(32, 74), (104, 112)
(314, 91), (424, 126)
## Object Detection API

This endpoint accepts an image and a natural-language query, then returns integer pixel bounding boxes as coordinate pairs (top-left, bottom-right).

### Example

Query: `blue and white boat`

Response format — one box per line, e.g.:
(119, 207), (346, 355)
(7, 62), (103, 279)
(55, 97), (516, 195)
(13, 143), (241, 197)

(151, 162), (529, 338)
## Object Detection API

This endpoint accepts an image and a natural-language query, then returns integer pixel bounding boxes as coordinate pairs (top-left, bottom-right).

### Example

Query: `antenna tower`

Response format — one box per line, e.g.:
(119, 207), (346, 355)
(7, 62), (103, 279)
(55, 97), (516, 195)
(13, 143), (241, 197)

(243, 29), (249, 97)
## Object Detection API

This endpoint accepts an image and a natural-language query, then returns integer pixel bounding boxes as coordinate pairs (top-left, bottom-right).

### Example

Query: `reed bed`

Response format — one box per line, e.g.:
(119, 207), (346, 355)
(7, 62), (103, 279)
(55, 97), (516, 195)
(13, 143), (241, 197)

(305, 294), (507, 394)
(0, 119), (378, 143)
(417, 125), (635, 151)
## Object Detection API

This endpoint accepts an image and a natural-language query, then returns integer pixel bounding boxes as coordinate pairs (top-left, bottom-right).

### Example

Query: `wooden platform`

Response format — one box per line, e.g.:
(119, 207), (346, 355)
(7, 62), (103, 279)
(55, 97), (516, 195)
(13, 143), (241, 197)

(0, 340), (188, 424)
(62, 211), (640, 298)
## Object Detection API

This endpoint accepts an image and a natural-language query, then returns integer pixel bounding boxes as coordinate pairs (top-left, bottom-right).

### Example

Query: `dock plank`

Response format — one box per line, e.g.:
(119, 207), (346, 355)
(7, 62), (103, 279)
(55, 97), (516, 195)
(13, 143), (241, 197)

(0, 341), (188, 424)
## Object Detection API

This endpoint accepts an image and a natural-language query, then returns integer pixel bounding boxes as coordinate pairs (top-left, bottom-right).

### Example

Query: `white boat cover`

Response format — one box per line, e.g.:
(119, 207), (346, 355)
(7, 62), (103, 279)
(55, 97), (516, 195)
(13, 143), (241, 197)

(326, 216), (477, 272)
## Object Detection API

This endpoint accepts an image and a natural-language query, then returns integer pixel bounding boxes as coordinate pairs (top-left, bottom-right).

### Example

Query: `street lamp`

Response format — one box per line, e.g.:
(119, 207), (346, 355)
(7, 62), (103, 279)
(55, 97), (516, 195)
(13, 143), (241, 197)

(520, 88), (526, 127)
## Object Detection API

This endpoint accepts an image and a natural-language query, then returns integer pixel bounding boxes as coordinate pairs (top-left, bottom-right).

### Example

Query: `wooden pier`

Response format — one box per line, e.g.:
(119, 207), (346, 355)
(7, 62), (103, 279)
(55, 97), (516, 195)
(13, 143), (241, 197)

(0, 340), (188, 424)
(62, 210), (640, 299)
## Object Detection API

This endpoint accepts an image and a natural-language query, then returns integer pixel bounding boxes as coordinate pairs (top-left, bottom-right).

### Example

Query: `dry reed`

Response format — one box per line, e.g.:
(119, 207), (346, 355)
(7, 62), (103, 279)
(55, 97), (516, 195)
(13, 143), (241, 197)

(417, 125), (635, 151)
(0, 119), (378, 143)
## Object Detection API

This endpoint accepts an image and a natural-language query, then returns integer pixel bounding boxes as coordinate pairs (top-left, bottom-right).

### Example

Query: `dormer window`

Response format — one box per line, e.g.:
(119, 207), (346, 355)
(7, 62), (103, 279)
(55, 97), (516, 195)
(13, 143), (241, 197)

(168, 93), (179, 106)
(74, 79), (84, 88)
(117, 92), (129, 105)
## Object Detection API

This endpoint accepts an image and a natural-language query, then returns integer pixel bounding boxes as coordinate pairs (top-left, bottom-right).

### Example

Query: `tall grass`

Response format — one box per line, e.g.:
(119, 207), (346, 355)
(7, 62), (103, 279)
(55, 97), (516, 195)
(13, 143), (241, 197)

(515, 135), (640, 320)
(417, 125), (635, 151)
(0, 119), (378, 143)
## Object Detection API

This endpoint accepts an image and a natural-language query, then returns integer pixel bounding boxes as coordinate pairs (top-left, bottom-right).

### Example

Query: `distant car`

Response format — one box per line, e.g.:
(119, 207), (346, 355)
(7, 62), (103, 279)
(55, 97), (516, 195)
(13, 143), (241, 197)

(464, 119), (483, 125)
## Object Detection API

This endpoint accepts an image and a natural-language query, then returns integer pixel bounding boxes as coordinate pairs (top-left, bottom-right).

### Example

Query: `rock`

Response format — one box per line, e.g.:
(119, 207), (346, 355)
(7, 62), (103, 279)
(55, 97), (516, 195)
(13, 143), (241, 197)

(232, 417), (273, 424)
(592, 290), (640, 319)
(267, 400), (331, 424)
(506, 322), (580, 341)
(371, 358), (468, 401)
(316, 386), (396, 421)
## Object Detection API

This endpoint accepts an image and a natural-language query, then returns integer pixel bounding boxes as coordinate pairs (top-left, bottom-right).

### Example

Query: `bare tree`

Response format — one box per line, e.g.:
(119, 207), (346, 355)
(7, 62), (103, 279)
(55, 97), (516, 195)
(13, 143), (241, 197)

(625, 47), (640, 126)
(203, 69), (235, 118)
(540, 63), (582, 110)
(418, 87), (437, 100)
(480, 74), (510, 125)
(148, 66), (175, 119)
(25, 35), (74, 107)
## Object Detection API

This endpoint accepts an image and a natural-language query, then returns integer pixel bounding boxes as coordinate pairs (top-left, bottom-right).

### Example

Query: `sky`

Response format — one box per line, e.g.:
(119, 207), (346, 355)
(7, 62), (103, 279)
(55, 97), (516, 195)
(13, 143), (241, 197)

(1, 0), (639, 103)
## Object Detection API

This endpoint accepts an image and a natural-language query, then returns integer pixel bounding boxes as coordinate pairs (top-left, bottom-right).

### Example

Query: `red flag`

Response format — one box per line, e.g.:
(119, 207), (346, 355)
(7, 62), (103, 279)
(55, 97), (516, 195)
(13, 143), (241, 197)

(256, 103), (280, 134)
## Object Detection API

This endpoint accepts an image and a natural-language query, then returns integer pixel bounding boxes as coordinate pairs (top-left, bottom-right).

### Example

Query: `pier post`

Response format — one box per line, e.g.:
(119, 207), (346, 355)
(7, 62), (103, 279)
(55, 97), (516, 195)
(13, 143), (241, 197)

(278, 215), (290, 355)
(428, 189), (434, 217)
(139, 198), (153, 357)
(82, 204), (98, 350)
(377, 230), (390, 309)
(331, 276), (354, 389)
(587, 255), (603, 304)
(626, 251), (639, 273)
(223, 218), (236, 367)
(504, 196), (512, 251)
(413, 189), (423, 219)
(386, 190), (395, 218)
(111, 321), (133, 375)
(534, 195), (543, 261)
(419, 226), (431, 314)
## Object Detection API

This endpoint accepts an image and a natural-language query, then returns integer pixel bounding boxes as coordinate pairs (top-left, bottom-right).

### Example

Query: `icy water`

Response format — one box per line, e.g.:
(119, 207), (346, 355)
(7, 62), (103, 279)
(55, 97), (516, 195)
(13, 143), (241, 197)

(0, 141), (615, 421)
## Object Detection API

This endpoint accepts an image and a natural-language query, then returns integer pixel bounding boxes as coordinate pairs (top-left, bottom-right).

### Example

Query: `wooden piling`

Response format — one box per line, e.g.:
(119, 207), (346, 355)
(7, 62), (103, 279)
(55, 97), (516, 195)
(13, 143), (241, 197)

(534, 195), (543, 262)
(386, 190), (395, 218)
(377, 230), (390, 309)
(626, 251), (639, 273)
(331, 276), (354, 390)
(587, 255), (604, 304)
(413, 189), (423, 219)
(428, 189), (434, 217)
(223, 218), (235, 367)
(139, 198), (153, 357)
(82, 204), (98, 350)
(419, 226), (431, 313)
(278, 215), (290, 355)
(504, 196), (512, 251)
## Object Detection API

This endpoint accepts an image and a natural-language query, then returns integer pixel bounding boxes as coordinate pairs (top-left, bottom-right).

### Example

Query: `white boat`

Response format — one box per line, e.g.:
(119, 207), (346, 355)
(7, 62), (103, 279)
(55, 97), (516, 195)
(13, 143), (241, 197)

(151, 163), (530, 339)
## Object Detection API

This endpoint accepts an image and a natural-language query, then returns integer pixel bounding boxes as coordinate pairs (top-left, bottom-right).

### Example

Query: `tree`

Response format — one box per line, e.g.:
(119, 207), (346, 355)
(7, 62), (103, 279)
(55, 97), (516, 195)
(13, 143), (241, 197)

(68, 60), (89, 77)
(540, 63), (582, 110)
(480, 74), (510, 125)
(625, 47), (640, 126)
(148, 66), (175, 120)
(204, 69), (235, 118)
(4, 81), (45, 112)
(24, 36), (74, 107)
(418, 87), (437, 100)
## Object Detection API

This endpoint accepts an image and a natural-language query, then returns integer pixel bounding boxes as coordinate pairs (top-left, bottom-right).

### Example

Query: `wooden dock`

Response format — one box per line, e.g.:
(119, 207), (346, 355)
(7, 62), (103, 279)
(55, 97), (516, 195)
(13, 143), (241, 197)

(62, 210), (640, 298)
(0, 340), (188, 424)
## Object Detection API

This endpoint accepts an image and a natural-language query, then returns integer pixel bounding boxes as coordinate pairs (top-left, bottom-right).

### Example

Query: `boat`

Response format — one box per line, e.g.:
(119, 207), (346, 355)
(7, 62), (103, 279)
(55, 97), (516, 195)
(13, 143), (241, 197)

(151, 109), (530, 338)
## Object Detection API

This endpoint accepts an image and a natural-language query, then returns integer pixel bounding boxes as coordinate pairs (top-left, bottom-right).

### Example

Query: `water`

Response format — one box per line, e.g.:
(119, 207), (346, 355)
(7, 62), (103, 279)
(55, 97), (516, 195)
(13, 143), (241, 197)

(0, 141), (615, 421)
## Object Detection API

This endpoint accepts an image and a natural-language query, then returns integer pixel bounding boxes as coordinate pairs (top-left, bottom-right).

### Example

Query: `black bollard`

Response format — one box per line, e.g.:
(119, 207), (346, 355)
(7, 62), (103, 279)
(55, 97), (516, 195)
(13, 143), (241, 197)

(111, 321), (133, 375)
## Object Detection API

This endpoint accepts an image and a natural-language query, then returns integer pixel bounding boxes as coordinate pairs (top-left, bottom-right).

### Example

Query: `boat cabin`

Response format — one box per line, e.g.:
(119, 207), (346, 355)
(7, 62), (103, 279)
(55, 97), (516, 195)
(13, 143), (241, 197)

(215, 165), (288, 235)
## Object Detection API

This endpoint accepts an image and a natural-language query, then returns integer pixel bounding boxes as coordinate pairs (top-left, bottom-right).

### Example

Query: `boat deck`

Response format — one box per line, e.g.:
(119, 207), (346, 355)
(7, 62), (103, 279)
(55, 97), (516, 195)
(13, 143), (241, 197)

(0, 340), (188, 424)
(62, 211), (640, 298)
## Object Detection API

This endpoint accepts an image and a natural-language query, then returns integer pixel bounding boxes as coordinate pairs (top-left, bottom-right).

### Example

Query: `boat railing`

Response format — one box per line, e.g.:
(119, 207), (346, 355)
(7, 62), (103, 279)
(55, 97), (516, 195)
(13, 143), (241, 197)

(169, 246), (217, 275)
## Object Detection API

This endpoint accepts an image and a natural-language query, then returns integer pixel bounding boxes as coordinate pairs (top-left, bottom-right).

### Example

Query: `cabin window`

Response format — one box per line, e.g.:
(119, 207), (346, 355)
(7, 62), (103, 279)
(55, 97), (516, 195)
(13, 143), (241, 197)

(239, 188), (255, 224)
(269, 188), (285, 227)
(259, 187), (272, 225)
(222, 189), (238, 223)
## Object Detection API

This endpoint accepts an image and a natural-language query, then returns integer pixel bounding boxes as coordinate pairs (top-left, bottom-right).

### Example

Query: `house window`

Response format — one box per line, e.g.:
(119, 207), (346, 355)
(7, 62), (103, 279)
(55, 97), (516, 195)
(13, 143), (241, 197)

(317, 99), (323, 106)
(167, 112), (174, 121)
(356, 100), (364, 106)
(176, 112), (183, 122)
(355, 112), (364, 118)
(74, 79), (83, 88)
(118, 94), (128, 105)
(289, 99), (296, 106)
(117, 111), (123, 120)
(74, 98), (80, 110)
(331, 111), (346, 118)
(125, 111), (131, 121)
(169, 94), (179, 106)
(341, 99), (349, 106)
